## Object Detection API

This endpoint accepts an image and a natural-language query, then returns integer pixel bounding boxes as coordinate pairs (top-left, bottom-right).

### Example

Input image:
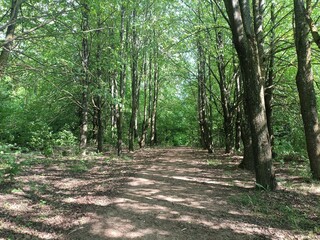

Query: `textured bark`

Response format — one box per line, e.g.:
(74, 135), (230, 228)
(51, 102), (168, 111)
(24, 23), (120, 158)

(294, 0), (320, 179)
(139, 55), (151, 148)
(306, 0), (320, 49)
(96, 96), (103, 153)
(116, 4), (127, 156)
(253, 0), (265, 75)
(79, 2), (90, 155)
(150, 55), (159, 146)
(265, 1), (275, 154)
(197, 41), (213, 153)
(223, 0), (276, 189)
(0, 0), (22, 74)
(216, 31), (233, 153)
(234, 70), (241, 151)
(93, 18), (104, 153)
(129, 7), (139, 152)
(239, 99), (255, 172)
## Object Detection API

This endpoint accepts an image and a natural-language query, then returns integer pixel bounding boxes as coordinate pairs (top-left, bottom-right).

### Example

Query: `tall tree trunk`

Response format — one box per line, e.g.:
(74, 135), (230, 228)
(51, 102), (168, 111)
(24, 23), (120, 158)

(93, 17), (104, 153)
(79, 1), (90, 155)
(116, 3), (127, 156)
(265, 1), (276, 155)
(139, 56), (150, 148)
(239, 96), (255, 172)
(0, 0), (22, 75)
(150, 58), (159, 146)
(96, 96), (103, 152)
(216, 31), (233, 153)
(294, 0), (320, 179)
(234, 67), (241, 151)
(129, 7), (139, 152)
(197, 40), (213, 153)
(305, 0), (320, 49)
(223, 0), (276, 190)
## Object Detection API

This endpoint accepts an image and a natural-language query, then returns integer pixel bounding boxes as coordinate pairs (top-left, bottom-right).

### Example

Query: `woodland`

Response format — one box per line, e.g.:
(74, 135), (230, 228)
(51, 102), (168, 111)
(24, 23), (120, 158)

(0, 0), (320, 239)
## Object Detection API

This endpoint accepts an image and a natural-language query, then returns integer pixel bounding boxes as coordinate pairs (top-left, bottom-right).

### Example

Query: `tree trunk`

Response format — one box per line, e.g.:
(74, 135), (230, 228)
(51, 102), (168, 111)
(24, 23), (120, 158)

(239, 102), (255, 172)
(139, 56), (150, 148)
(0, 0), (22, 75)
(93, 17), (104, 153)
(197, 40), (213, 153)
(79, 1), (90, 155)
(216, 31), (233, 153)
(305, 0), (320, 49)
(265, 1), (275, 156)
(150, 58), (159, 146)
(234, 69), (241, 151)
(116, 3), (127, 156)
(294, 0), (320, 179)
(96, 96), (103, 152)
(129, 7), (139, 152)
(223, 0), (276, 190)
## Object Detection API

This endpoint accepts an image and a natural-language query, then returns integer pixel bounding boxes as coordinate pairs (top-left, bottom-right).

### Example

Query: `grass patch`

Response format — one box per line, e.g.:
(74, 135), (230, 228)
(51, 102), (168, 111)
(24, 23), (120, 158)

(207, 159), (220, 167)
(68, 159), (92, 173)
(230, 191), (320, 234)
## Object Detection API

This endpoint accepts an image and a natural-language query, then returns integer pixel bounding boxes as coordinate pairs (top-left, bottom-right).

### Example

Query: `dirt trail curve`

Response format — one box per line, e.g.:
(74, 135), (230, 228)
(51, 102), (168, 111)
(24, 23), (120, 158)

(68, 147), (302, 240)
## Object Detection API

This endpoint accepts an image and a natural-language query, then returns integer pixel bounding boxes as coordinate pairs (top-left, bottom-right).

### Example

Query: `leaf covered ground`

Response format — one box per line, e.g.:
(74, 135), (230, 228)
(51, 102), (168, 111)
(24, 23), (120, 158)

(0, 147), (319, 239)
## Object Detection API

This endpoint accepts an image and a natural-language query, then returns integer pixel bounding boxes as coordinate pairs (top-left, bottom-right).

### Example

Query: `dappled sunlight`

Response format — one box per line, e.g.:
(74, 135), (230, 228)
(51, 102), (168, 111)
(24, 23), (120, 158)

(54, 178), (91, 190)
(0, 148), (319, 239)
(0, 219), (60, 239)
(127, 177), (157, 186)
(170, 175), (234, 187)
(117, 201), (170, 214)
(63, 195), (113, 206)
(91, 217), (170, 239)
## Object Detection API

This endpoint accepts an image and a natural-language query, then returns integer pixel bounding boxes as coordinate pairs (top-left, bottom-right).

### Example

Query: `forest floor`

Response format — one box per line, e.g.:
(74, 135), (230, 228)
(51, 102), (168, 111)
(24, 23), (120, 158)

(0, 147), (320, 240)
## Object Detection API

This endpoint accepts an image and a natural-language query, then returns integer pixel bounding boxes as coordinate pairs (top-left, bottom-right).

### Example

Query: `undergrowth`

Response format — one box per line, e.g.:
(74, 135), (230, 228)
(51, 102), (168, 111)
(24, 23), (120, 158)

(230, 191), (320, 236)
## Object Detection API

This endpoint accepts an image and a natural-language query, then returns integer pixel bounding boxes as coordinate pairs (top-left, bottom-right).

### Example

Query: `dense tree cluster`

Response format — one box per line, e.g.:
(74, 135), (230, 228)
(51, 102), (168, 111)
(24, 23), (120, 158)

(1, 0), (320, 189)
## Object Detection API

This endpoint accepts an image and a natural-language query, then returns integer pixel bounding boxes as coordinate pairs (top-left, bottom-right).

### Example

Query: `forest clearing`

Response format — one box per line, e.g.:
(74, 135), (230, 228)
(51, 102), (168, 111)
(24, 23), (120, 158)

(0, 148), (319, 239)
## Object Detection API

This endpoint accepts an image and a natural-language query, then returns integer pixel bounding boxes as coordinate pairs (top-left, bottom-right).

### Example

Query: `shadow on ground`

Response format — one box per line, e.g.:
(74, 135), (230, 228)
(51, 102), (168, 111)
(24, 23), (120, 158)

(0, 147), (319, 239)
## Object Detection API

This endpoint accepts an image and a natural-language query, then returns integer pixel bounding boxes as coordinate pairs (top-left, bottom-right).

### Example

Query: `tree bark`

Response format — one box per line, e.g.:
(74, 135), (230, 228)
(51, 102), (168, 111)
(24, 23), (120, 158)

(239, 99), (255, 172)
(0, 0), (22, 75)
(150, 54), (159, 146)
(223, 0), (276, 189)
(197, 40), (213, 153)
(116, 3), (127, 156)
(234, 67), (241, 151)
(129, 7), (139, 151)
(305, 0), (320, 49)
(294, 0), (320, 179)
(139, 55), (150, 148)
(265, 1), (275, 155)
(79, 1), (90, 155)
(216, 31), (233, 153)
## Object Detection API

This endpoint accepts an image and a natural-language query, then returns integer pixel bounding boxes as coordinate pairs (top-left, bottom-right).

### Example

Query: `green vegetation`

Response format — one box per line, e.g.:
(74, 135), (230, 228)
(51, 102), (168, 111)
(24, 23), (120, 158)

(230, 191), (320, 235)
(0, 1), (320, 186)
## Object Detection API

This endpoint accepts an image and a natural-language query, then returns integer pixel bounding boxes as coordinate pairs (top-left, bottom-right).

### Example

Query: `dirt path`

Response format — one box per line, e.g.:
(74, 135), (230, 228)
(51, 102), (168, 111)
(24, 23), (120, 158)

(67, 148), (312, 240)
(1, 147), (319, 239)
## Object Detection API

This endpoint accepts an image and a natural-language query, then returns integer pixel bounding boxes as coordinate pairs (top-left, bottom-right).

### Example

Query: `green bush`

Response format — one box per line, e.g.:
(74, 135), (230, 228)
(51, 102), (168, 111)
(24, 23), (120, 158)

(53, 129), (77, 147)
(0, 143), (21, 182)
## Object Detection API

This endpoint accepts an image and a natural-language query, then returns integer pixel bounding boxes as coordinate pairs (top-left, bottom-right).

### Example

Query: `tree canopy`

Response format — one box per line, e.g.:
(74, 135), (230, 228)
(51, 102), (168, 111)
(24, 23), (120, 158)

(1, 0), (320, 188)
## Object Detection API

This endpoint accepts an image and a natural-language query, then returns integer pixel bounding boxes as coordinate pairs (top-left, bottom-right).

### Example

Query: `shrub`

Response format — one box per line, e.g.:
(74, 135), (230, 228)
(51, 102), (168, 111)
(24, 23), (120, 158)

(0, 143), (21, 182)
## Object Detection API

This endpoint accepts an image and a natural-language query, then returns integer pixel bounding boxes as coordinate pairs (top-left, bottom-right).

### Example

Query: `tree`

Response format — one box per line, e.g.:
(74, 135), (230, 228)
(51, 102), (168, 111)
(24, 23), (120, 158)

(223, 0), (277, 190)
(197, 39), (213, 153)
(293, 0), (320, 179)
(79, 1), (90, 155)
(128, 5), (140, 152)
(0, 0), (23, 74)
